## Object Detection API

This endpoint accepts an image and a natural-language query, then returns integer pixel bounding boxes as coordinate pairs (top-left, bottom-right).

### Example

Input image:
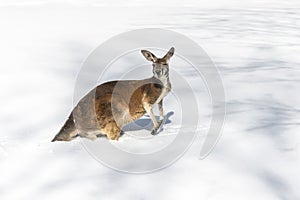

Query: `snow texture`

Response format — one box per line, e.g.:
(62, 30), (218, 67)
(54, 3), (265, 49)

(0, 1), (300, 199)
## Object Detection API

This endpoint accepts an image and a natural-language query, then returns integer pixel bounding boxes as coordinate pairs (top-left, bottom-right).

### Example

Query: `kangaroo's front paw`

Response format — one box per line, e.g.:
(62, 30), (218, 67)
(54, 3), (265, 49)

(151, 128), (159, 135)
(151, 120), (164, 135)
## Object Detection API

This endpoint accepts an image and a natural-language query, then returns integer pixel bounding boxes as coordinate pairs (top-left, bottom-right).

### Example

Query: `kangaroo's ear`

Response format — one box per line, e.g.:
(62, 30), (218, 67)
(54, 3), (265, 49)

(163, 47), (175, 62)
(141, 50), (157, 62)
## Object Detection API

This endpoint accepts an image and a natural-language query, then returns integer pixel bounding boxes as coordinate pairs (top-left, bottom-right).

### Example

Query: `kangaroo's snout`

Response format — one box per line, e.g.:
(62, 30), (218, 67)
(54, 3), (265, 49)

(155, 70), (162, 76)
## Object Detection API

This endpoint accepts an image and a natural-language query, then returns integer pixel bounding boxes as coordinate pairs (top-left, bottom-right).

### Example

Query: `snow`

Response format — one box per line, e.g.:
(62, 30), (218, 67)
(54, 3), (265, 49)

(1, 1), (300, 199)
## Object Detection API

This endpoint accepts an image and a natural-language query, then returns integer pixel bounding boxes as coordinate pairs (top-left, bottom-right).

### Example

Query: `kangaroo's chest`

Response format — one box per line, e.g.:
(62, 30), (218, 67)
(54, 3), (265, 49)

(155, 85), (171, 104)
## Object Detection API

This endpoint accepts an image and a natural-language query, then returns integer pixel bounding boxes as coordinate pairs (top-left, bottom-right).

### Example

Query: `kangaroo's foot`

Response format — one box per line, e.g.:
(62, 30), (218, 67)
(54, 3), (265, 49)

(100, 122), (121, 141)
(107, 131), (120, 140)
(151, 119), (164, 135)
(106, 127), (121, 140)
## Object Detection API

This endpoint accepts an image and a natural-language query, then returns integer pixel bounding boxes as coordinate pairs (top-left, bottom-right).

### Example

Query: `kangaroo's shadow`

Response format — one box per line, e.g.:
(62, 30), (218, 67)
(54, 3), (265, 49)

(122, 111), (174, 132)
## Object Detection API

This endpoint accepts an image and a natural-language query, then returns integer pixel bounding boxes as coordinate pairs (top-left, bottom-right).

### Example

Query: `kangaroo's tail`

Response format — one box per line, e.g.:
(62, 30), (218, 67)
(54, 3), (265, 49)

(51, 113), (78, 142)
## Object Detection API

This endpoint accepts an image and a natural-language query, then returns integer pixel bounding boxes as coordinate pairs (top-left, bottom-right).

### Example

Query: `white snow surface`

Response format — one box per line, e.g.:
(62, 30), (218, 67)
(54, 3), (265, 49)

(1, 1), (300, 200)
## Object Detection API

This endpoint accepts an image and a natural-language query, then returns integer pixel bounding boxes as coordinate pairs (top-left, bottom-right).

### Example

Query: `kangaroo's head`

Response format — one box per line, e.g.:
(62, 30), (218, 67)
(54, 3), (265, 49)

(141, 47), (175, 79)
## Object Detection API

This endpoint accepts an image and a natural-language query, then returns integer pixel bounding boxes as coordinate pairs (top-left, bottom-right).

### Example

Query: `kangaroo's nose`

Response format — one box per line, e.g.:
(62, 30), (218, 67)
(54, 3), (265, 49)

(156, 70), (161, 75)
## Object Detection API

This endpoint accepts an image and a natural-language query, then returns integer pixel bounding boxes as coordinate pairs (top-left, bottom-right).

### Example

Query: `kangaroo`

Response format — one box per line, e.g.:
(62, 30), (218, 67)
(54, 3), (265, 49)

(51, 47), (174, 142)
